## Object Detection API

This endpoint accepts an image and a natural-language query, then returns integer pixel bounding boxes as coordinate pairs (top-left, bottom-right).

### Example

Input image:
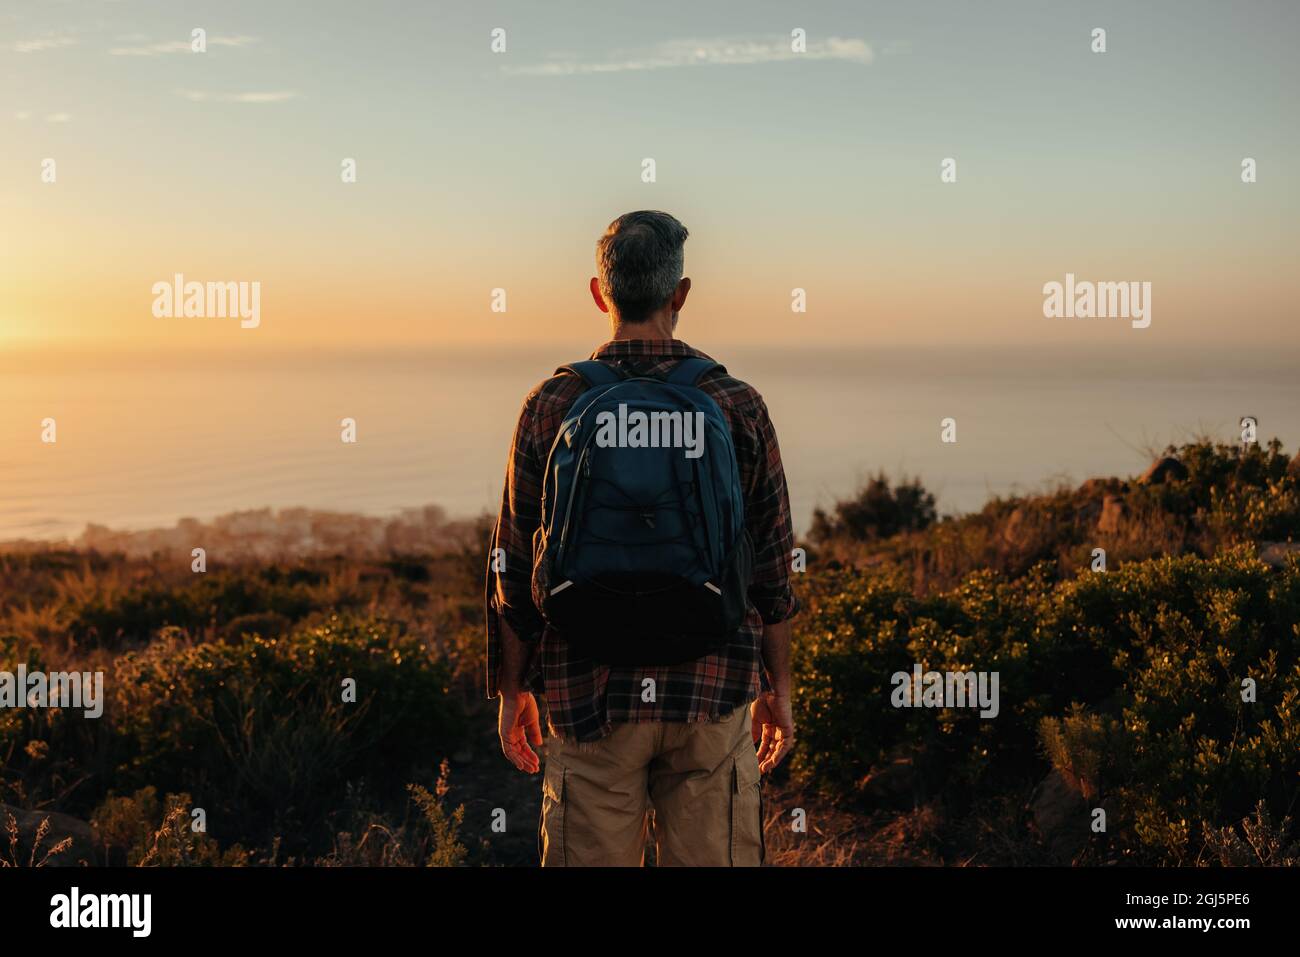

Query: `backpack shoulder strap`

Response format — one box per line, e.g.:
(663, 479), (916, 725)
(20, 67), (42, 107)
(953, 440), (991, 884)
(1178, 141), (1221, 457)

(556, 360), (625, 387)
(665, 356), (722, 386)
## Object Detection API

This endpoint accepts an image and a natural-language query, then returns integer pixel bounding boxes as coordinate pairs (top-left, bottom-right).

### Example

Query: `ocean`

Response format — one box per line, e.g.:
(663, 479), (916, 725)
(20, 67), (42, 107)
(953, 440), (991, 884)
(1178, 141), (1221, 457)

(2, 343), (1295, 542)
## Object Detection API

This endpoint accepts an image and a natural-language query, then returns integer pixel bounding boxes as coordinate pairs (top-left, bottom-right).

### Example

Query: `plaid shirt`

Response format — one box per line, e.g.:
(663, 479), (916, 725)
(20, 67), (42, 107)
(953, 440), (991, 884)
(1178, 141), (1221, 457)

(485, 338), (799, 742)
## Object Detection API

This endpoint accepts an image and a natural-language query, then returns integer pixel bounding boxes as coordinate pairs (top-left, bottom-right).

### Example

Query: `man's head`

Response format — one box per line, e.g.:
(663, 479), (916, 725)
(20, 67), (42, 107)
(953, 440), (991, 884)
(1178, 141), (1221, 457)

(591, 210), (691, 333)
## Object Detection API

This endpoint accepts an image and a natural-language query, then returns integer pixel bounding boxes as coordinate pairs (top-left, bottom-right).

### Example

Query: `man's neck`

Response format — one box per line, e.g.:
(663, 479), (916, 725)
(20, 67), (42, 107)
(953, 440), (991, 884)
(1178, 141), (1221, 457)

(610, 313), (676, 341)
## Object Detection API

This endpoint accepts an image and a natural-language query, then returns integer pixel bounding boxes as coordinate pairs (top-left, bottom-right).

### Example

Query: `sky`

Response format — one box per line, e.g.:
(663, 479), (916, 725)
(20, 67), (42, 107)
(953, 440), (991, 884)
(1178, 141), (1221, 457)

(2, 0), (1298, 355)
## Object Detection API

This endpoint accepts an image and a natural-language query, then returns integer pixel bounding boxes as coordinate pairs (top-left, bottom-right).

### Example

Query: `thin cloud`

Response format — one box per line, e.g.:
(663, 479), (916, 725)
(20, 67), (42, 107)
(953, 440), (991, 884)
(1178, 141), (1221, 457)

(109, 35), (260, 56)
(12, 35), (77, 54)
(177, 89), (297, 103)
(503, 35), (872, 76)
(46, 113), (72, 123)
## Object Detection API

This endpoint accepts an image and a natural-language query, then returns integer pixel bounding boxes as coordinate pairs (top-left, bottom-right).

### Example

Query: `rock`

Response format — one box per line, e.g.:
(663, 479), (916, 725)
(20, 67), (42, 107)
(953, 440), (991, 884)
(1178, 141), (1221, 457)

(856, 756), (915, 808)
(1078, 478), (1105, 497)
(1097, 494), (1127, 535)
(1076, 479), (1119, 530)
(1138, 457), (1188, 486)
(1001, 507), (1028, 547)
(1027, 769), (1090, 863)
(0, 804), (97, 866)
(1258, 542), (1300, 569)
(1078, 477), (1126, 498)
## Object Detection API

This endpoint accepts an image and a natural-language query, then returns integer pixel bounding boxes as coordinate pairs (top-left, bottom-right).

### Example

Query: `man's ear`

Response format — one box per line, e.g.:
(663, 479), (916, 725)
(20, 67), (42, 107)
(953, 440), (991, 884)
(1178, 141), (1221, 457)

(589, 277), (610, 314)
(671, 277), (691, 311)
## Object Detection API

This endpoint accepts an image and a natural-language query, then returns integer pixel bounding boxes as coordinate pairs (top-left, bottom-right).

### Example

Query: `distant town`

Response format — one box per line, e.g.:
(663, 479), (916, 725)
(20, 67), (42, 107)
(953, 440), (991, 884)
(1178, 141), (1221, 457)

(0, 505), (487, 559)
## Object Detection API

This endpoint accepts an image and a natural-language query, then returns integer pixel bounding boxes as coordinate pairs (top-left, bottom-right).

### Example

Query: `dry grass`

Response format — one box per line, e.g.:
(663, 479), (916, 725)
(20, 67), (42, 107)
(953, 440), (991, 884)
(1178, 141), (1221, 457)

(0, 810), (74, 867)
(761, 781), (944, 866)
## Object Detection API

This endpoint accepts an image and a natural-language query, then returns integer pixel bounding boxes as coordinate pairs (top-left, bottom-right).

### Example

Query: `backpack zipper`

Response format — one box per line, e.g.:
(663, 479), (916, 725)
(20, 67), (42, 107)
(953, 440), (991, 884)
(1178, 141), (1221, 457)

(555, 439), (594, 570)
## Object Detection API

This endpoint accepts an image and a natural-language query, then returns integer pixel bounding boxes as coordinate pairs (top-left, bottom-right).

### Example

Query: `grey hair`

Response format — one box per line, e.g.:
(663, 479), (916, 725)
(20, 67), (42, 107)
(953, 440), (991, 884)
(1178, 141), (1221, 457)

(595, 211), (689, 322)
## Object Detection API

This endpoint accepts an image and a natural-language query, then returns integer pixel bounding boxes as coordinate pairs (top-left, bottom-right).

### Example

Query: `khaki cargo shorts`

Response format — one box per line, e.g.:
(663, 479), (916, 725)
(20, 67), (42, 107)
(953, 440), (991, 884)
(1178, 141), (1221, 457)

(538, 703), (764, 867)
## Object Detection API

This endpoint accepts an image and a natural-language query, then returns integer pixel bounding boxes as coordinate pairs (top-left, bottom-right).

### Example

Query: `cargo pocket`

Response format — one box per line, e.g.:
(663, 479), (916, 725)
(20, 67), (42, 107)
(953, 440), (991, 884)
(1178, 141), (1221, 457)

(729, 751), (763, 867)
(539, 760), (567, 867)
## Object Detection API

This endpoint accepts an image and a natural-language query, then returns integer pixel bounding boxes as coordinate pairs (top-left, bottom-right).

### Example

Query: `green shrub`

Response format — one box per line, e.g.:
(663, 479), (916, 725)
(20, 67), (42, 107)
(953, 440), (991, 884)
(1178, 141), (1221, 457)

(809, 472), (936, 544)
(108, 615), (467, 852)
(407, 760), (467, 867)
(807, 439), (1299, 592)
(789, 567), (917, 793)
(1045, 549), (1300, 863)
(66, 572), (326, 648)
(791, 563), (1062, 798)
(0, 633), (118, 811)
(1038, 705), (1112, 798)
(91, 786), (249, 866)
(794, 549), (1300, 864)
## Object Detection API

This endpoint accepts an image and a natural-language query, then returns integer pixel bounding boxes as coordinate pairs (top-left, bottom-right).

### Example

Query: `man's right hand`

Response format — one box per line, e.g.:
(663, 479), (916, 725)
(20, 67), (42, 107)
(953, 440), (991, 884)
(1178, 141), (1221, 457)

(751, 691), (795, 774)
(498, 690), (543, 774)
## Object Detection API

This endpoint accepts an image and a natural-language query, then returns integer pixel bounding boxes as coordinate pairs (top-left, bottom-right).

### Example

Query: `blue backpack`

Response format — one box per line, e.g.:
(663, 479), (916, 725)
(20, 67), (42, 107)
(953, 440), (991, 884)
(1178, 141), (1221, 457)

(531, 357), (753, 665)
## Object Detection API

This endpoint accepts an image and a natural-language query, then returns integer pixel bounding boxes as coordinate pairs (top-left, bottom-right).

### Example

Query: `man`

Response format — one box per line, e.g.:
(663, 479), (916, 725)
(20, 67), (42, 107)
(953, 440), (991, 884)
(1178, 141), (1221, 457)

(485, 210), (798, 867)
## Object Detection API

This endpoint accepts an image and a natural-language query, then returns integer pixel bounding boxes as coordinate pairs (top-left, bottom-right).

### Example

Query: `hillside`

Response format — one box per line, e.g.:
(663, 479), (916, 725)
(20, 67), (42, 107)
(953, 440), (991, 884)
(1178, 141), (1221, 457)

(1, 438), (1297, 866)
